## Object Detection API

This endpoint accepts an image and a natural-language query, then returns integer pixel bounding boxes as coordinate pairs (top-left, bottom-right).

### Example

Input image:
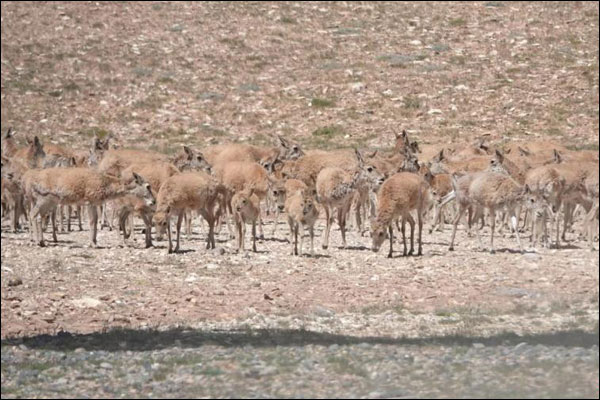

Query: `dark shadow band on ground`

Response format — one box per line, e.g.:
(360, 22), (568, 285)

(2, 326), (598, 352)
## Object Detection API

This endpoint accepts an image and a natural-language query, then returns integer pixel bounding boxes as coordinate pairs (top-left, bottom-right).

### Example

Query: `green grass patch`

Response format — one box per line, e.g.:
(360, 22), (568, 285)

(326, 356), (368, 377)
(566, 143), (599, 151)
(312, 125), (344, 137)
(199, 367), (224, 376)
(200, 124), (228, 137)
(449, 55), (467, 66)
(449, 17), (467, 27)
(238, 83), (260, 92)
(378, 53), (426, 67)
(310, 97), (335, 108)
(132, 67), (153, 78)
(79, 126), (111, 139)
(133, 94), (164, 111)
(546, 127), (563, 137)
(403, 95), (421, 109)
(219, 37), (247, 49)
(157, 73), (175, 84)
(280, 16), (296, 24)
(332, 27), (361, 36)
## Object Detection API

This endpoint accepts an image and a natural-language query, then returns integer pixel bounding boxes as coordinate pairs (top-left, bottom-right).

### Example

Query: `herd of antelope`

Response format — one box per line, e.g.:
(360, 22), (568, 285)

(1, 127), (598, 257)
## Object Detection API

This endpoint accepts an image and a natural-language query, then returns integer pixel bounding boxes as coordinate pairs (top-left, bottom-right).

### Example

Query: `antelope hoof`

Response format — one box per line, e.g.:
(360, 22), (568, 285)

(449, 246), (454, 251)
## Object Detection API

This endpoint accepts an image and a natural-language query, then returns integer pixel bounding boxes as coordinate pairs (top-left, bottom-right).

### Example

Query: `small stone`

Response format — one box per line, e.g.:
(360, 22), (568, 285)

(100, 362), (112, 369)
(7, 278), (23, 287)
(427, 109), (443, 115)
(473, 343), (485, 349)
(314, 305), (335, 317)
(259, 366), (277, 376)
(72, 297), (102, 308)
(350, 82), (365, 92)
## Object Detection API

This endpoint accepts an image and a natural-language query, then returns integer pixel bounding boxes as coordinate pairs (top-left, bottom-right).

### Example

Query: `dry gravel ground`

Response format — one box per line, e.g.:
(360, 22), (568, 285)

(1, 217), (599, 398)
(1, 1), (599, 398)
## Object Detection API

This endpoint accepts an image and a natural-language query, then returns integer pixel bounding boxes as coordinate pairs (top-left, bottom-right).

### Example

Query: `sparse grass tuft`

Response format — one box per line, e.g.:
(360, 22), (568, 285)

(63, 81), (80, 92)
(79, 126), (111, 139)
(449, 17), (467, 27)
(326, 356), (368, 377)
(403, 95), (421, 109)
(310, 98), (335, 108)
(280, 16), (296, 24)
(312, 125), (344, 137)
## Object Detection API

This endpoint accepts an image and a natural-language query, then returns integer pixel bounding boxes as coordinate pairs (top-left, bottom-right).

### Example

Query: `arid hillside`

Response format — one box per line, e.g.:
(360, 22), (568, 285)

(1, 2), (598, 151)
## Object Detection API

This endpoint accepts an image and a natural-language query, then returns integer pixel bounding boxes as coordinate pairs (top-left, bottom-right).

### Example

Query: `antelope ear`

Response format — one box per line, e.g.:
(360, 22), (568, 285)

(402, 130), (410, 145)
(517, 146), (530, 157)
(34, 136), (42, 147)
(524, 184), (531, 194)
(132, 172), (145, 185)
(436, 149), (444, 162)
(4, 127), (13, 138)
(355, 148), (365, 166)
(553, 149), (562, 164)
(495, 149), (504, 163)
(411, 140), (420, 153)
(479, 139), (489, 152)
(277, 135), (290, 148)
(183, 146), (194, 158)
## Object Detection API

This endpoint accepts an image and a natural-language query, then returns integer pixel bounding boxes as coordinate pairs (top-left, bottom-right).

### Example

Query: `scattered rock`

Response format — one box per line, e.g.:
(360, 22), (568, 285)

(313, 305), (335, 318)
(72, 297), (102, 309)
(7, 278), (23, 287)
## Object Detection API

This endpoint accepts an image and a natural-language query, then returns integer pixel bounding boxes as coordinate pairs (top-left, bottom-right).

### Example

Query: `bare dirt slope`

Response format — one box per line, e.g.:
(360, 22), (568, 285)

(1, 2), (598, 150)
(1, 2), (599, 398)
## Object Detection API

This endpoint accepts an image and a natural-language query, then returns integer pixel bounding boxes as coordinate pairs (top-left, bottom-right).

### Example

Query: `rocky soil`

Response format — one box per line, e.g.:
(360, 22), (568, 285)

(2, 217), (599, 398)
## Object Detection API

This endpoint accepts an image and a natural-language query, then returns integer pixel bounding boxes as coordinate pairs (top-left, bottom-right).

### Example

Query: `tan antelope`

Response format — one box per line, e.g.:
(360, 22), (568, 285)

(231, 186), (261, 252)
(371, 172), (432, 257)
(316, 149), (385, 250)
(285, 188), (320, 256)
(23, 168), (154, 247)
(152, 172), (226, 253)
